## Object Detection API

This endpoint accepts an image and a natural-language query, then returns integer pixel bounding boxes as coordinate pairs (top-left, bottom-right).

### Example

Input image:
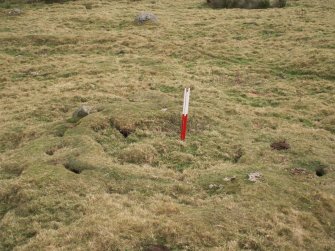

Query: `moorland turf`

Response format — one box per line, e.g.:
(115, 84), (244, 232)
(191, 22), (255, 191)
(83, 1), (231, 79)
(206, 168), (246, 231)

(0, 0), (334, 250)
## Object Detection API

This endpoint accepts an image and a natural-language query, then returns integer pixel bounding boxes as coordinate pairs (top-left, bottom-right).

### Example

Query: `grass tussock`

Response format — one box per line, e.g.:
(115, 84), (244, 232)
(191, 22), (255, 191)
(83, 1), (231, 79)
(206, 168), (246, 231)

(118, 143), (158, 165)
(0, 0), (334, 250)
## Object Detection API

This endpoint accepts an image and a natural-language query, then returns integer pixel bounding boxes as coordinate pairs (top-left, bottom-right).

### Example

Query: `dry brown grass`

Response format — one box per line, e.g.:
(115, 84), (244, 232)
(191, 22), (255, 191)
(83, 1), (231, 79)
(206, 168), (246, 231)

(0, 0), (335, 250)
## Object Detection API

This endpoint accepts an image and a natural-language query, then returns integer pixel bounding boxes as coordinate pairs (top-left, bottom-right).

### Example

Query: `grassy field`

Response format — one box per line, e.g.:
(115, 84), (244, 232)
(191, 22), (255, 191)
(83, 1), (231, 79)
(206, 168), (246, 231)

(0, 0), (334, 250)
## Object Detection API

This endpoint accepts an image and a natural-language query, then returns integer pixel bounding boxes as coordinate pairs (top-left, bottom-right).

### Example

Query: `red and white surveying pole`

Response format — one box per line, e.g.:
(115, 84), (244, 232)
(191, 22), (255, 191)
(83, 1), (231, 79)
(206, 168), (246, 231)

(181, 88), (190, 141)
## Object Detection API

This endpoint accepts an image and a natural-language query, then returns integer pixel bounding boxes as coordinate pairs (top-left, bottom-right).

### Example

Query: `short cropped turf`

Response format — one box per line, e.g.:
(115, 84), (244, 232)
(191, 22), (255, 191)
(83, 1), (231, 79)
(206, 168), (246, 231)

(0, 0), (334, 250)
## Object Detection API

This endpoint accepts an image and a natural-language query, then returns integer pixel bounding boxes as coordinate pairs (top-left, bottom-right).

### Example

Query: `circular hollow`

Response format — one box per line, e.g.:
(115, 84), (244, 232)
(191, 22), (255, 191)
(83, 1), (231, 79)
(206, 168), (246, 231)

(315, 167), (325, 177)
(45, 149), (54, 155)
(64, 163), (81, 174)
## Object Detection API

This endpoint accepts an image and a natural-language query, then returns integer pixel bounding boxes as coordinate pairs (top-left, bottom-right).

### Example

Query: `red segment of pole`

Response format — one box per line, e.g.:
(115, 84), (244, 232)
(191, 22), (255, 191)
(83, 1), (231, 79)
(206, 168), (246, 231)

(181, 114), (188, 141)
(180, 88), (190, 141)
(180, 114), (185, 140)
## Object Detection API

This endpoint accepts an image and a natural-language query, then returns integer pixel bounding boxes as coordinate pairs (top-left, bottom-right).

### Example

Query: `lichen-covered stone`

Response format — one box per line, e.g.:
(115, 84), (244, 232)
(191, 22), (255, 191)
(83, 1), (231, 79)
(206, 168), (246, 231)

(7, 8), (22, 16)
(135, 12), (158, 24)
(72, 105), (92, 119)
(248, 172), (263, 182)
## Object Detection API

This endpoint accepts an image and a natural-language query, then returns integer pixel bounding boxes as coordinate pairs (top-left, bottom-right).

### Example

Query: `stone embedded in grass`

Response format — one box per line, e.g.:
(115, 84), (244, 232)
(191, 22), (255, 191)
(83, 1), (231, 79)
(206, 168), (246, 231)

(248, 172), (262, 182)
(206, 0), (286, 9)
(7, 8), (22, 16)
(209, 183), (222, 189)
(271, 140), (290, 150)
(135, 12), (158, 25)
(72, 105), (92, 120)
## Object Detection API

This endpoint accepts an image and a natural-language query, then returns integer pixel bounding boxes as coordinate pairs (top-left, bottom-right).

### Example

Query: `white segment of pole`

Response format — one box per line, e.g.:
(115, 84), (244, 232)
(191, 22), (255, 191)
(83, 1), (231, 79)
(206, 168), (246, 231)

(185, 88), (190, 115)
(182, 88), (187, 115)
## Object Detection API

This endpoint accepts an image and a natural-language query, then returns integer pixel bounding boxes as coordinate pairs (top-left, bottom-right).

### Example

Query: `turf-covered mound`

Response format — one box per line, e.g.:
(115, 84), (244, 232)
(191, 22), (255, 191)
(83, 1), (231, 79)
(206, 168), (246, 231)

(207, 0), (286, 9)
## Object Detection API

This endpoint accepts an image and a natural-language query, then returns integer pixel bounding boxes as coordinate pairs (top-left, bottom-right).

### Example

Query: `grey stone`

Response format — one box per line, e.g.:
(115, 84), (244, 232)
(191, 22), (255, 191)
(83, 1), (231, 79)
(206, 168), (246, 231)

(8, 8), (22, 16)
(72, 105), (92, 119)
(248, 172), (263, 182)
(135, 12), (158, 24)
(208, 184), (223, 189)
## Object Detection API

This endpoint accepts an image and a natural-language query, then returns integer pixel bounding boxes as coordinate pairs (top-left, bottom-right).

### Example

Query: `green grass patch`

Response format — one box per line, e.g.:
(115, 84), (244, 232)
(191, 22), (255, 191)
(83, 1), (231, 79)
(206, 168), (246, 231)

(226, 89), (280, 107)
(159, 85), (177, 93)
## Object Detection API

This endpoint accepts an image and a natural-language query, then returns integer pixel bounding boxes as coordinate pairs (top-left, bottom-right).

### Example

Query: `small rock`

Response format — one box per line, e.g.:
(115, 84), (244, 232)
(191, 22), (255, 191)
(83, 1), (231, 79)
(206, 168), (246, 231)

(72, 105), (92, 119)
(209, 184), (220, 189)
(248, 172), (262, 182)
(30, 71), (40, 76)
(135, 12), (158, 24)
(8, 8), (22, 16)
(208, 184), (223, 189)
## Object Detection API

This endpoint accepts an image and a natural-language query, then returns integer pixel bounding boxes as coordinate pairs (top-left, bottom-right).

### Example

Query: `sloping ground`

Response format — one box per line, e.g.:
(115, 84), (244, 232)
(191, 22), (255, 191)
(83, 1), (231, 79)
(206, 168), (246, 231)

(0, 0), (334, 250)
